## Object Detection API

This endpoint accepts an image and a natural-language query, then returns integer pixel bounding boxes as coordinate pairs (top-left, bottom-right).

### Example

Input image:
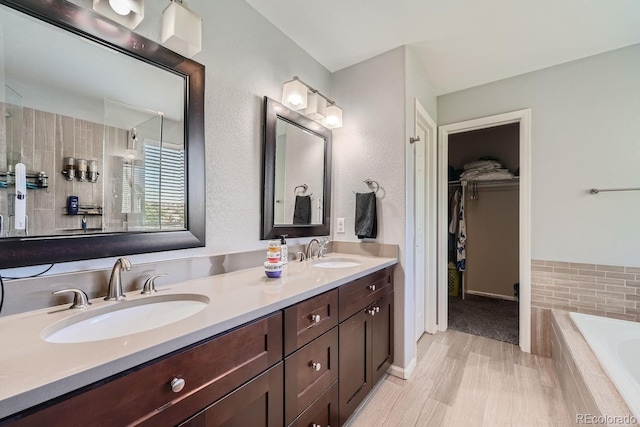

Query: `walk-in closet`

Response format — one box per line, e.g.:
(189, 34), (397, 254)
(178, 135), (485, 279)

(447, 123), (520, 344)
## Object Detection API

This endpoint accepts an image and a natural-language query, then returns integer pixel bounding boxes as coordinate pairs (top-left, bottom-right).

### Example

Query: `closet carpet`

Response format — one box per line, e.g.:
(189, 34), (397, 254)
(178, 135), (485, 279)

(448, 294), (519, 345)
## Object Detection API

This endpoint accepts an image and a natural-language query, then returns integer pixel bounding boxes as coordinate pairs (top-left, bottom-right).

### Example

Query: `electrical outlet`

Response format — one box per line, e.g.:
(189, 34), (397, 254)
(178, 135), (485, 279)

(337, 217), (345, 233)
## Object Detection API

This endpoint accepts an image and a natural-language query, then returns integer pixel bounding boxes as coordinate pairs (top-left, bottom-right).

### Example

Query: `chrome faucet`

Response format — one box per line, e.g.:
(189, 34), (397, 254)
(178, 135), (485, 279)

(305, 238), (320, 260)
(105, 257), (131, 301)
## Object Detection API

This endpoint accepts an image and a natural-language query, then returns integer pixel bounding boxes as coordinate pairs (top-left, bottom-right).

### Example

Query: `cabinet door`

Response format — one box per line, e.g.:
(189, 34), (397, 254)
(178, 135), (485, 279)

(371, 292), (394, 385)
(338, 309), (371, 426)
(178, 363), (283, 427)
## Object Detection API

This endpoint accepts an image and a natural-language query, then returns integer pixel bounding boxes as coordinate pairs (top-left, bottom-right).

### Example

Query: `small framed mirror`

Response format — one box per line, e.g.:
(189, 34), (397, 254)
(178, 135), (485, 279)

(262, 97), (331, 239)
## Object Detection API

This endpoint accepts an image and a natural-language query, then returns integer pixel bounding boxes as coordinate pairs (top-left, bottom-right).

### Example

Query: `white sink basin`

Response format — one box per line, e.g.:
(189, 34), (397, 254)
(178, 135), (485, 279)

(43, 294), (209, 344)
(312, 258), (361, 269)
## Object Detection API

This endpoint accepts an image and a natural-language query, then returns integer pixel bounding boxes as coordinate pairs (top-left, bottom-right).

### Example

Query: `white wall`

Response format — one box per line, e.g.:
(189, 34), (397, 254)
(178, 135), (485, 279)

(331, 46), (439, 372)
(438, 44), (640, 267)
(5, 0), (332, 277)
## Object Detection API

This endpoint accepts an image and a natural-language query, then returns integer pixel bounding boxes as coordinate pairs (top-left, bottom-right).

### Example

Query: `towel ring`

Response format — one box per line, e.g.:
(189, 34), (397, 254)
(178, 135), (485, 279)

(352, 179), (380, 194)
(294, 184), (312, 197)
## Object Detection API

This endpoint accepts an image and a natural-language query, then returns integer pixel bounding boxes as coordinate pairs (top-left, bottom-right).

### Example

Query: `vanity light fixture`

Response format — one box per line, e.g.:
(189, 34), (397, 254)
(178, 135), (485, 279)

(282, 78), (309, 111)
(162, 0), (202, 58)
(323, 103), (343, 129)
(92, 0), (144, 29)
(282, 76), (343, 128)
(304, 92), (327, 121)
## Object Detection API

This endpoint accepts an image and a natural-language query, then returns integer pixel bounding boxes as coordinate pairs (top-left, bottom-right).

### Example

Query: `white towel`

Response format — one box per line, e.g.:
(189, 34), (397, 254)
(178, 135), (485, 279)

(463, 160), (501, 171)
(460, 168), (514, 181)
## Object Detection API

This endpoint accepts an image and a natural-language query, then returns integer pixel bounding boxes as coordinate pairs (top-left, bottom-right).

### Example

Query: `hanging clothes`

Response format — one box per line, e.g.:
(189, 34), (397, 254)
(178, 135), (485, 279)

(449, 190), (461, 234)
(456, 185), (467, 272)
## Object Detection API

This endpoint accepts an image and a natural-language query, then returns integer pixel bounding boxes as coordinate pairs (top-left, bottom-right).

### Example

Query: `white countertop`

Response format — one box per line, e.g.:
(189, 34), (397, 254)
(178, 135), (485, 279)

(0, 253), (396, 419)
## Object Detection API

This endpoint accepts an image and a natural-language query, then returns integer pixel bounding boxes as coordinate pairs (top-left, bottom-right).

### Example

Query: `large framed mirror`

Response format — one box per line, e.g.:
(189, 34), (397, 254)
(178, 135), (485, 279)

(262, 97), (331, 239)
(0, 0), (205, 268)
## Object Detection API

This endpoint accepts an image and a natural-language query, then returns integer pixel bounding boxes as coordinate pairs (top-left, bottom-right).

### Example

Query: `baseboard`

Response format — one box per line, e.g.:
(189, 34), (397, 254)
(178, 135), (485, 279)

(387, 357), (416, 380)
(466, 290), (517, 301)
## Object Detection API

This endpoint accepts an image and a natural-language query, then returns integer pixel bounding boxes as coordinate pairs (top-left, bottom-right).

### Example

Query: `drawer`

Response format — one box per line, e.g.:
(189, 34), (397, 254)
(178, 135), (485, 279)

(284, 289), (338, 356)
(339, 267), (393, 321)
(288, 381), (339, 427)
(9, 313), (283, 427)
(284, 327), (339, 425)
(178, 362), (284, 427)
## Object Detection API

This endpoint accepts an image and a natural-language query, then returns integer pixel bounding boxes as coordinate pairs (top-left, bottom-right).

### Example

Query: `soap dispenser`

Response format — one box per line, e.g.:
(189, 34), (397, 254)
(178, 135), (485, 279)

(280, 235), (288, 264)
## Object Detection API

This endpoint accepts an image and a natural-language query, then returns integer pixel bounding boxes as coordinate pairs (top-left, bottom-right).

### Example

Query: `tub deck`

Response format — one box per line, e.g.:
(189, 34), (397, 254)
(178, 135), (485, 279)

(552, 310), (639, 426)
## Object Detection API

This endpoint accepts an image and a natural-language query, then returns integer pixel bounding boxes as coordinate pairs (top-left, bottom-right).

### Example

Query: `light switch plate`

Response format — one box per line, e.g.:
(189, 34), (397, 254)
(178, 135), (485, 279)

(337, 217), (345, 233)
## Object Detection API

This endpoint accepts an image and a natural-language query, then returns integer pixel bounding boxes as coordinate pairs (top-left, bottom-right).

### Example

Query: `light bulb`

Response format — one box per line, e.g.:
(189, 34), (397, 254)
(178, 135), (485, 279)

(288, 94), (303, 106)
(109, 0), (131, 15)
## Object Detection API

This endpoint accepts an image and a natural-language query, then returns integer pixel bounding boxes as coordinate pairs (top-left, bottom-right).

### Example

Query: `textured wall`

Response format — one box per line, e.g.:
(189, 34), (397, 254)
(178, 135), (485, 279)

(438, 44), (640, 267)
(331, 47), (410, 369)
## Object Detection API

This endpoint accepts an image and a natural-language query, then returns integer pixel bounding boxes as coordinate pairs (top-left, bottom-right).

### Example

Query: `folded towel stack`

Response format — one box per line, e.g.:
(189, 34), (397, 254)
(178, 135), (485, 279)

(460, 159), (514, 181)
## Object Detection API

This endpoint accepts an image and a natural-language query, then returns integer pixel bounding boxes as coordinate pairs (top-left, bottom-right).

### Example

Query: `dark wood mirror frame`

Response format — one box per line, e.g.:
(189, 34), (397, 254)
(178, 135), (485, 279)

(0, 0), (205, 268)
(262, 97), (331, 239)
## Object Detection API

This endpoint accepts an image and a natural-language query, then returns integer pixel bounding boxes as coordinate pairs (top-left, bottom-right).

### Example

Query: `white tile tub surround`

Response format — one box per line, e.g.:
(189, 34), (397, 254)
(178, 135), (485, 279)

(552, 310), (639, 427)
(570, 312), (640, 420)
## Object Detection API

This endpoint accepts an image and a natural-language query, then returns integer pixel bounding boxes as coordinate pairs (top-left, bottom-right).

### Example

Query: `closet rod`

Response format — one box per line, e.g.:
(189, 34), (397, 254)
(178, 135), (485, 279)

(448, 178), (519, 187)
(590, 187), (640, 194)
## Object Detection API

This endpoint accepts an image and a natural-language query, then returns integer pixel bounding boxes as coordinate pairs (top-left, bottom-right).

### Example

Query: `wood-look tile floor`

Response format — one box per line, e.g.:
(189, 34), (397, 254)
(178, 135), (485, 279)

(348, 330), (572, 427)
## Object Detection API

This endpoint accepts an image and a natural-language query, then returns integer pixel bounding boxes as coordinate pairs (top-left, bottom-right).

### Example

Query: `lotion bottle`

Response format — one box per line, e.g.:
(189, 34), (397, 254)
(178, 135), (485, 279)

(280, 235), (288, 264)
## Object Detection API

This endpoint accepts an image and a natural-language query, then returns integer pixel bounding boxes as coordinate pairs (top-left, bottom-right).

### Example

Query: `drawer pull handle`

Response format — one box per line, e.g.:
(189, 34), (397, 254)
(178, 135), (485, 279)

(311, 361), (322, 371)
(367, 306), (380, 316)
(367, 284), (376, 291)
(311, 424), (322, 427)
(170, 377), (186, 393)
(310, 314), (321, 323)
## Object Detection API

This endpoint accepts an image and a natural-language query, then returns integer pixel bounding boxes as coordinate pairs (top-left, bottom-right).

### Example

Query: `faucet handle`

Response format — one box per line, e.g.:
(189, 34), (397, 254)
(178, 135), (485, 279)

(318, 238), (329, 258)
(141, 274), (168, 295)
(53, 288), (91, 309)
(296, 251), (307, 262)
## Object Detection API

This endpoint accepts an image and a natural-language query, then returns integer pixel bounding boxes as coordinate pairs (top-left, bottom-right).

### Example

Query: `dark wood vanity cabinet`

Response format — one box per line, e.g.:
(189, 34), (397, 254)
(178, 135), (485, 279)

(6, 313), (283, 427)
(3, 266), (395, 427)
(338, 268), (394, 426)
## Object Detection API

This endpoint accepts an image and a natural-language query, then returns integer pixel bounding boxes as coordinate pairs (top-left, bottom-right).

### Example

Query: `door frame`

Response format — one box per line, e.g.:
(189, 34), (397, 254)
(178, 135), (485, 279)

(437, 109), (532, 353)
(413, 99), (438, 340)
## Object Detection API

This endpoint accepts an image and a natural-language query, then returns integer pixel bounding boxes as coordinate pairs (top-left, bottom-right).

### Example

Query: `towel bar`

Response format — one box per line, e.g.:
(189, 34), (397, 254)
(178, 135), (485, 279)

(590, 187), (640, 194)
(352, 179), (380, 194)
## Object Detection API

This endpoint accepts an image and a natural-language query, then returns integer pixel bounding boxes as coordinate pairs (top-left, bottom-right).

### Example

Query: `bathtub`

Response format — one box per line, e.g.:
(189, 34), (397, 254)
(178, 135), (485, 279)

(570, 312), (640, 420)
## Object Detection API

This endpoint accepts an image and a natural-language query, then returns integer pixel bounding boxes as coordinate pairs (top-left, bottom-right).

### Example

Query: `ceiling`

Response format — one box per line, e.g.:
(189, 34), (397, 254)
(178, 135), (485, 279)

(245, 0), (640, 95)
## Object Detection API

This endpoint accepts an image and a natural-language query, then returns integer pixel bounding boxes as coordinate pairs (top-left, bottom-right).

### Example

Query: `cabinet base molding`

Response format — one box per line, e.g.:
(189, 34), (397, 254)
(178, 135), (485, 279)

(388, 357), (416, 380)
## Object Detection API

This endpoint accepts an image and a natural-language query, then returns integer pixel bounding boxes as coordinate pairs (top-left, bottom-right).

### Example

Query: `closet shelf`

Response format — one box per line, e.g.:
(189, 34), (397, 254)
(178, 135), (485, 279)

(448, 177), (520, 189)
